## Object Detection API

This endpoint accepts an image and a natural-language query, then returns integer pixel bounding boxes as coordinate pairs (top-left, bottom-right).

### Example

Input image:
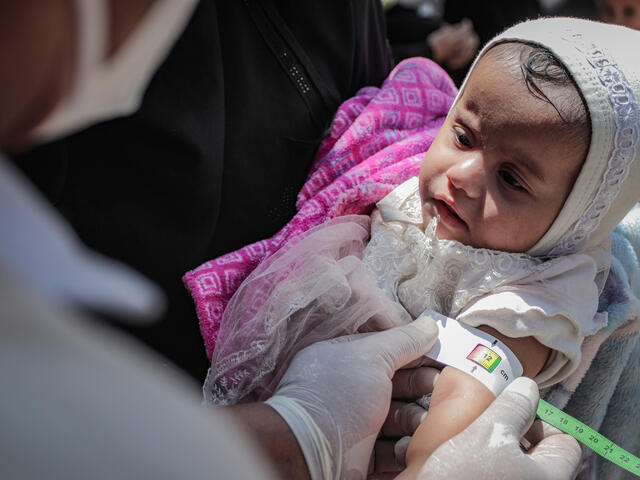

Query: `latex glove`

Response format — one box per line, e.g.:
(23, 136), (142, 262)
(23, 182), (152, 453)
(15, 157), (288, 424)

(265, 315), (439, 480)
(419, 377), (582, 480)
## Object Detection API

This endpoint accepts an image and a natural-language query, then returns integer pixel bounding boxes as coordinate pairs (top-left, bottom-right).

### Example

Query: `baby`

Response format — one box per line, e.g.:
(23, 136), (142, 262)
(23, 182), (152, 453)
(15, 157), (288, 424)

(189, 17), (640, 477)
(396, 38), (589, 477)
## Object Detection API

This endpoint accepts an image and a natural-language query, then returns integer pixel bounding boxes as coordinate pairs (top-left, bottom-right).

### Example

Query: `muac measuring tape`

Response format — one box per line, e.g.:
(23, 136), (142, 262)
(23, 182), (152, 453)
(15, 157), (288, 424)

(422, 311), (640, 477)
(537, 399), (640, 477)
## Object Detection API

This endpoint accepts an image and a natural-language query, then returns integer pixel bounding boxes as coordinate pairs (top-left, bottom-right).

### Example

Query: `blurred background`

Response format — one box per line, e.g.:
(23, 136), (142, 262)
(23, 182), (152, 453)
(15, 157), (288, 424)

(382, 0), (637, 85)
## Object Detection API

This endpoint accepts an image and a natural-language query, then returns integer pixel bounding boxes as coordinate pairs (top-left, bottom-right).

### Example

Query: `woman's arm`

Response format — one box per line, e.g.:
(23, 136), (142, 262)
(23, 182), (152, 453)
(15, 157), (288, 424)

(398, 326), (550, 479)
(226, 403), (311, 480)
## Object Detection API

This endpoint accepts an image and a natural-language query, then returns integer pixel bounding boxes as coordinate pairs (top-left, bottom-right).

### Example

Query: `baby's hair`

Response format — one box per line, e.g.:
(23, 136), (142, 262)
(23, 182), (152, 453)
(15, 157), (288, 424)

(488, 42), (591, 149)
(521, 47), (574, 122)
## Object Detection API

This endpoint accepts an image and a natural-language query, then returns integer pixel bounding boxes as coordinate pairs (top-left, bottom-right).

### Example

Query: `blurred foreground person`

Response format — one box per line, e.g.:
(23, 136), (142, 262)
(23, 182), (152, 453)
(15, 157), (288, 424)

(13, 0), (395, 380)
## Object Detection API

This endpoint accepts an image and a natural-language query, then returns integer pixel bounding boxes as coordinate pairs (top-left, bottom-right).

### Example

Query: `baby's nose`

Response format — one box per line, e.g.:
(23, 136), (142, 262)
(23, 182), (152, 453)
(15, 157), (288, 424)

(446, 156), (485, 198)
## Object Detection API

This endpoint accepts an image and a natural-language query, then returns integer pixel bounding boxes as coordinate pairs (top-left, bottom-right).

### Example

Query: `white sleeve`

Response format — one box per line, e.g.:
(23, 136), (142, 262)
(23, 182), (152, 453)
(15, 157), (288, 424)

(0, 272), (277, 480)
(456, 252), (606, 388)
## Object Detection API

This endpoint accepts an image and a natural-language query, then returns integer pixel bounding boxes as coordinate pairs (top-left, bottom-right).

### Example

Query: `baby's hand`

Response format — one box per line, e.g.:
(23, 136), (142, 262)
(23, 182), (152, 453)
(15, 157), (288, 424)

(373, 360), (441, 474)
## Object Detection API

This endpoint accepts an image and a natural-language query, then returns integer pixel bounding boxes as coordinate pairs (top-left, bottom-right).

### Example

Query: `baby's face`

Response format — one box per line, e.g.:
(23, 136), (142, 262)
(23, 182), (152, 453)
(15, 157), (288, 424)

(419, 46), (588, 252)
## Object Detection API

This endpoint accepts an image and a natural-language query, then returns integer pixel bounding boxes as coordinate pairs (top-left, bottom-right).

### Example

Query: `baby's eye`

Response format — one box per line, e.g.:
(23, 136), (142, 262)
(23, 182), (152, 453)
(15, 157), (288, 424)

(499, 170), (526, 191)
(453, 128), (473, 148)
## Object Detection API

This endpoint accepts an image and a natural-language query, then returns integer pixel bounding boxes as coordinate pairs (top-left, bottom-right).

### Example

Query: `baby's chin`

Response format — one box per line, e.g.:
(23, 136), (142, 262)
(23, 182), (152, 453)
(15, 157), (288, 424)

(435, 222), (470, 245)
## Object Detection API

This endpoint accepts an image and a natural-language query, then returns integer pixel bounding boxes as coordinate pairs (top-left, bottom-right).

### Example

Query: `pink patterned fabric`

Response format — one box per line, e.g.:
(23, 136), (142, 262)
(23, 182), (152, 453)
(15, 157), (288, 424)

(183, 58), (457, 359)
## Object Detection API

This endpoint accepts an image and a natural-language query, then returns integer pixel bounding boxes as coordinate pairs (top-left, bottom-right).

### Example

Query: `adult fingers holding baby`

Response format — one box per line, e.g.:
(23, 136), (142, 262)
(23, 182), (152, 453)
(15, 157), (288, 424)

(265, 315), (440, 480)
(371, 365), (441, 475)
(372, 360), (442, 472)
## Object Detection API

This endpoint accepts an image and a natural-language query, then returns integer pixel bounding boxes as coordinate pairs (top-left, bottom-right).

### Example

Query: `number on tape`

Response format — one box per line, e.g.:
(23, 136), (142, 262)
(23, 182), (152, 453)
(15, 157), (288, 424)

(537, 399), (640, 477)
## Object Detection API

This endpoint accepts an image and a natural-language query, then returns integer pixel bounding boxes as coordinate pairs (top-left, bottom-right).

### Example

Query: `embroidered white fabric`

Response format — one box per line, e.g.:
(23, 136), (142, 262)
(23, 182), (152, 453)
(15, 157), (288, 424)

(366, 179), (605, 388)
(365, 211), (545, 320)
(548, 33), (639, 256)
(204, 215), (411, 405)
(204, 179), (607, 405)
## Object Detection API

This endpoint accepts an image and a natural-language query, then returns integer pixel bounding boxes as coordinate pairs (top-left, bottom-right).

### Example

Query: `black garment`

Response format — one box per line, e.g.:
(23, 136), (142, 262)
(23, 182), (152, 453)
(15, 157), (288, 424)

(441, 0), (542, 84)
(385, 5), (440, 64)
(14, 0), (393, 380)
(443, 0), (543, 47)
(549, 0), (598, 19)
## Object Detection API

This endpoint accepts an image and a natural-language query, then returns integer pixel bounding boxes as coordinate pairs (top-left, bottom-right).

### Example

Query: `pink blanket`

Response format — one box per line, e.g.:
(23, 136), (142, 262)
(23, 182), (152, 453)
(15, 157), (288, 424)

(183, 58), (457, 359)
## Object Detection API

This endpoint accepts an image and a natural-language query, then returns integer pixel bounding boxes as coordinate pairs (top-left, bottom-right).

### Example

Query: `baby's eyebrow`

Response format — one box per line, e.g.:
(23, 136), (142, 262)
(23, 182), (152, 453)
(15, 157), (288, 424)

(458, 101), (482, 134)
(465, 98), (480, 115)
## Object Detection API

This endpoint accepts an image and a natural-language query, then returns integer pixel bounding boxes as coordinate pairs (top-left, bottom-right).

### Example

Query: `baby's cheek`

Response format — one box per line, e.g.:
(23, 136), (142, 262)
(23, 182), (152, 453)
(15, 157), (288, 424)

(483, 210), (545, 253)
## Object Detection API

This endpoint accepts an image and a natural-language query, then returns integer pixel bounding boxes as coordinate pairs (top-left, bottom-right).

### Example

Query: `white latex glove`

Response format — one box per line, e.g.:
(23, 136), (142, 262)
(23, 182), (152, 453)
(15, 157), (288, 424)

(265, 315), (439, 480)
(419, 377), (583, 480)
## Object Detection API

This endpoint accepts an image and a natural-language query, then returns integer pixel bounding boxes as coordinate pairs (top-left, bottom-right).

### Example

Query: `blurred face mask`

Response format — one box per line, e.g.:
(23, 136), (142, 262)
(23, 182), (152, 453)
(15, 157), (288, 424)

(31, 0), (196, 143)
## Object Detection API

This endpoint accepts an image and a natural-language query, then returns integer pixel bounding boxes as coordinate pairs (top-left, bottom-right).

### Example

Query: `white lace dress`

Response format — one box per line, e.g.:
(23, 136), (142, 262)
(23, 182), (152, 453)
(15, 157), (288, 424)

(204, 177), (608, 405)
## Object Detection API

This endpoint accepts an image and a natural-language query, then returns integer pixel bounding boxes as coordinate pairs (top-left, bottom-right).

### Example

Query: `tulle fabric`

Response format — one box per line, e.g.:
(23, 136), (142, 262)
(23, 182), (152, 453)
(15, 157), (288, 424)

(205, 178), (611, 405)
(184, 57), (457, 358)
(203, 215), (411, 405)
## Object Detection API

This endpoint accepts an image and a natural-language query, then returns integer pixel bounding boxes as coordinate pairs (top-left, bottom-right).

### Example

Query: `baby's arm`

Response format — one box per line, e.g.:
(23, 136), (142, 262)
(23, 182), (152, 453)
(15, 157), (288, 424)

(398, 326), (550, 479)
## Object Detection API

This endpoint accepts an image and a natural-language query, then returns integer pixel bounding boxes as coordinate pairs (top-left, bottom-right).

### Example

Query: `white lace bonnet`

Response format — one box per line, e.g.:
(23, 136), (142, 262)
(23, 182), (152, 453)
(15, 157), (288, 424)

(455, 17), (640, 257)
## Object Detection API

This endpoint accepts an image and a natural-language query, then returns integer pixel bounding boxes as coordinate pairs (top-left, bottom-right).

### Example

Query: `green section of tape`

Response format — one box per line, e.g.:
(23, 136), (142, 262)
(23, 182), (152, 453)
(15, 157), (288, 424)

(537, 399), (640, 477)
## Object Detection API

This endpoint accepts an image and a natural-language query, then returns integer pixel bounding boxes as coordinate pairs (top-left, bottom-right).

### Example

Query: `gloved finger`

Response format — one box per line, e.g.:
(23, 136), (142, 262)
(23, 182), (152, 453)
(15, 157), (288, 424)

(528, 433), (582, 479)
(356, 315), (439, 375)
(382, 401), (426, 437)
(394, 436), (412, 468)
(471, 377), (539, 439)
(391, 366), (440, 399)
(398, 357), (425, 369)
(326, 331), (376, 344)
(399, 356), (443, 370)
(524, 418), (565, 446)
(372, 440), (403, 473)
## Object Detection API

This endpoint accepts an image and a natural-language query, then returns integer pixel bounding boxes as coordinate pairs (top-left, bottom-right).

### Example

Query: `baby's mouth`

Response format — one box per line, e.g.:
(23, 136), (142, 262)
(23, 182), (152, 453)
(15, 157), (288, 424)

(434, 199), (467, 229)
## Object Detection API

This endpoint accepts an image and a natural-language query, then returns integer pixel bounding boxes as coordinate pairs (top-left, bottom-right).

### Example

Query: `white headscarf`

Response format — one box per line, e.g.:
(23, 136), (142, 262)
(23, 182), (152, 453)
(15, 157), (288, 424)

(375, 18), (640, 387)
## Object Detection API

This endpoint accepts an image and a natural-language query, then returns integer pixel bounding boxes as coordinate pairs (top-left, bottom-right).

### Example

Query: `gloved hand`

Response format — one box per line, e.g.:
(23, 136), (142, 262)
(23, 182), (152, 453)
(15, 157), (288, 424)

(419, 377), (582, 480)
(265, 315), (439, 480)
